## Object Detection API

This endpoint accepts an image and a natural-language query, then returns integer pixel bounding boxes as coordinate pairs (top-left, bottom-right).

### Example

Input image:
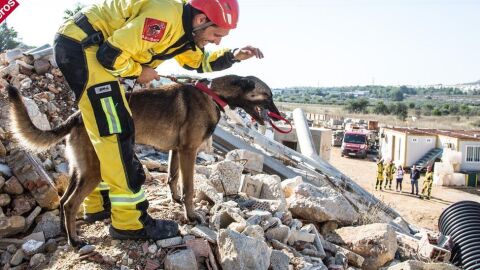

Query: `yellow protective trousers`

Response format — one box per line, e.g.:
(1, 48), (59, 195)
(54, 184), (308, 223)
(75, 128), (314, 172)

(54, 20), (149, 230)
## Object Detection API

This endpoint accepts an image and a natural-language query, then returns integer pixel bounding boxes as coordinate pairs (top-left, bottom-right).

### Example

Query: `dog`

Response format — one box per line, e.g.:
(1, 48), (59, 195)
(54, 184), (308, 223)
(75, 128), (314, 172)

(8, 75), (281, 247)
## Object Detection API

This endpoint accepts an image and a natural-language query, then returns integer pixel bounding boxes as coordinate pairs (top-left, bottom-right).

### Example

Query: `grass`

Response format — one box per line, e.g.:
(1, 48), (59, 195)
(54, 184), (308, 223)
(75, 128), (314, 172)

(277, 102), (480, 130)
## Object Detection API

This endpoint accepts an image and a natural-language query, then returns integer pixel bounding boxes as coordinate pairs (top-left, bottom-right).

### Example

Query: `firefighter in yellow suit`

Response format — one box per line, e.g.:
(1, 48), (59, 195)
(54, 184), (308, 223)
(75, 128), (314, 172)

(421, 165), (434, 200)
(375, 159), (384, 190)
(384, 160), (396, 190)
(53, 0), (263, 240)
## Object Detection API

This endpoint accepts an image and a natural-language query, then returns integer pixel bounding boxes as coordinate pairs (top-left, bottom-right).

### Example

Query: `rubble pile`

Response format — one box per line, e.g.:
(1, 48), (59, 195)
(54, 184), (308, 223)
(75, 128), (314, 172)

(0, 47), (459, 270)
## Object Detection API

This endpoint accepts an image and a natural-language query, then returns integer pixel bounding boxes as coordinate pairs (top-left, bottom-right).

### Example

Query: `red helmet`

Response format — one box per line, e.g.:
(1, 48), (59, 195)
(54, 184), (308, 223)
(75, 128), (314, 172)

(190, 0), (239, 29)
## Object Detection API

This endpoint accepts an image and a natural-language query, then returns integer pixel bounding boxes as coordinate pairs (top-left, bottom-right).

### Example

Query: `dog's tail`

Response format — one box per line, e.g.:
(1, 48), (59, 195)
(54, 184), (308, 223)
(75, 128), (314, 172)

(8, 85), (80, 152)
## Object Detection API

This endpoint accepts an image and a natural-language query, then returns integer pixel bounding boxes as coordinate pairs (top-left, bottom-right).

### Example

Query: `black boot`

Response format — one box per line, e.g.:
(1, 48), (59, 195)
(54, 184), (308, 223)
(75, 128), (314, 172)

(109, 217), (179, 240)
(84, 209), (111, 223)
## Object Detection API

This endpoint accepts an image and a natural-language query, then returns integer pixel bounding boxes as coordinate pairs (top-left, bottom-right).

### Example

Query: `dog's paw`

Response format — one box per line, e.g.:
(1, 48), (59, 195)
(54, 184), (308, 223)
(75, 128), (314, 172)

(70, 236), (88, 249)
(185, 211), (206, 225)
(169, 193), (183, 205)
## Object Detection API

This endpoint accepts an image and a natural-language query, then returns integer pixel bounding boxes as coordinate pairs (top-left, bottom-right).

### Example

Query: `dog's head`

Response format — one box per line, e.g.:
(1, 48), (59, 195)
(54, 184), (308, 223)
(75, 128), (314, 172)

(209, 75), (281, 125)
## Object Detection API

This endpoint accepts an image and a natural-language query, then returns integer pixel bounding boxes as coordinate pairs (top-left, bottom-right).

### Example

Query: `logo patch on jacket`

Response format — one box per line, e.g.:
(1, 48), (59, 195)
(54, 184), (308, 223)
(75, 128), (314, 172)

(142, 18), (167, 42)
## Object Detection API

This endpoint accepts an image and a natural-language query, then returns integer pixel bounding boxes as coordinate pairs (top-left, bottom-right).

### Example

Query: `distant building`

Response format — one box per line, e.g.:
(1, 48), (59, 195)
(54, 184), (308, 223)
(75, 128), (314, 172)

(380, 127), (480, 172)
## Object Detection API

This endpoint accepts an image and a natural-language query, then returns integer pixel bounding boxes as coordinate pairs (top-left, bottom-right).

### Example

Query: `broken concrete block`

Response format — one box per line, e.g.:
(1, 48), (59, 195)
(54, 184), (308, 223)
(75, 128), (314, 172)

(396, 232), (420, 260)
(29, 253), (46, 268)
(287, 230), (315, 245)
(6, 150), (59, 209)
(211, 207), (246, 231)
(326, 223), (397, 270)
(10, 248), (25, 266)
(265, 225), (290, 244)
(242, 225), (265, 240)
(246, 209), (272, 219)
(22, 239), (44, 256)
(418, 234), (451, 263)
(78, 244), (96, 256)
(218, 229), (272, 270)
(209, 160), (243, 195)
(191, 225), (217, 244)
(386, 260), (458, 270)
(389, 216), (411, 235)
(335, 252), (348, 269)
(195, 181), (223, 205)
(24, 206), (41, 232)
(0, 163), (12, 178)
(239, 174), (263, 198)
(321, 239), (364, 268)
(144, 259), (161, 270)
(4, 176), (24, 195)
(12, 194), (36, 215)
(226, 149), (264, 173)
(0, 141), (6, 157)
(248, 198), (286, 213)
(261, 217), (281, 231)
(0, 216), (25, 237)
(252, 174), (286, 203)
(195, 165), (212, 178)
(33, 59), (51, 75)
(228, 222), (246, 233)
(270, 250), (290, 270)
(281, 176), (303, 198)
(156, 236), (182, 248)
(22, 97), (51, 130)
(288, 183), (358, 225)
(1, 251), (12, 267)
(6, 49), (23, 63)
(0, 193), (11, 206)
(302, 224), (326, 259)
(33, 212), (61, 239)
(165, 248), (198, 270)
(23, 231), (45, 243)
(185, 238), (211, 258)
(320, 221), (339, 236)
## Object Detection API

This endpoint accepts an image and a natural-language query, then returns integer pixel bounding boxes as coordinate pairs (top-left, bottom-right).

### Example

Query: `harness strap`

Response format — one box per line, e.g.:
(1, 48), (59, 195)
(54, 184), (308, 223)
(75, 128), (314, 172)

(73, 13), (104, 47)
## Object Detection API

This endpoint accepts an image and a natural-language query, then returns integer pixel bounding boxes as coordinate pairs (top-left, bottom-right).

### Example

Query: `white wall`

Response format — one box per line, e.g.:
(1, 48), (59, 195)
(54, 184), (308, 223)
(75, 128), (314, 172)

(459, 140), (480, 172)
(405, 135), (437, 167)
(380, 130), (406, 165)
(437, 135), (459, 150)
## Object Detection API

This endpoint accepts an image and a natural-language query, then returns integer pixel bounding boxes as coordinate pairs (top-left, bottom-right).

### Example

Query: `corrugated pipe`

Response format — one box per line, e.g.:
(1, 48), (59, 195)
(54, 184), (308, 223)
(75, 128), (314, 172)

(438, 200), (480, 269)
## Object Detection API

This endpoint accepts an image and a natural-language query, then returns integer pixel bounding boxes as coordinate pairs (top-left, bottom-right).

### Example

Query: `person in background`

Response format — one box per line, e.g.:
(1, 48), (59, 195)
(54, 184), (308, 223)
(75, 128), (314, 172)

(384, 160), (396, 190)
(410, 164), (420, 196)
(375, 158), (384, 190)
(421, 165), (434, 200)
(395, 165), (404, 192)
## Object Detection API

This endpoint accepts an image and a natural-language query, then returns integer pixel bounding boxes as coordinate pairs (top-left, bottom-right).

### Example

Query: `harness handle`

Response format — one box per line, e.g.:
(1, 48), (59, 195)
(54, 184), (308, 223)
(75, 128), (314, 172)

(267, 111), (292, 134)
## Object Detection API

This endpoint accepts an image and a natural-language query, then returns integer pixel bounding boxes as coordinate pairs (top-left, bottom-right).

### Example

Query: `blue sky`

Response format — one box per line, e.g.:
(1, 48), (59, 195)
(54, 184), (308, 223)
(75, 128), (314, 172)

(5, 0), (480, 88)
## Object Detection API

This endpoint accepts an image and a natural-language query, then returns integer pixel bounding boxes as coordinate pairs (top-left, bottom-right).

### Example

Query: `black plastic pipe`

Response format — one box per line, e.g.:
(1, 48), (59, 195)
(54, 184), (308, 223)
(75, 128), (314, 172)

(438, 200), (480, 270)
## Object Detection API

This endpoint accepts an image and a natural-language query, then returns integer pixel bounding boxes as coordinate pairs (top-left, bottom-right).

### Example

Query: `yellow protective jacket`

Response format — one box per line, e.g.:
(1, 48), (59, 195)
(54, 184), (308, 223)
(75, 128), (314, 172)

(376, 162), (384, 180)
(424, 171), (433, 182)
(385, 163), (396, 179)
(80, 0), (238, 78)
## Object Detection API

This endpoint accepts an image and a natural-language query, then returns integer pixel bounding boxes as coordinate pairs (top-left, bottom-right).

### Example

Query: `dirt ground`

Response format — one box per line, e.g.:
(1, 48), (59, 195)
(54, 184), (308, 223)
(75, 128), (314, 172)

(327, 147), (480, 231)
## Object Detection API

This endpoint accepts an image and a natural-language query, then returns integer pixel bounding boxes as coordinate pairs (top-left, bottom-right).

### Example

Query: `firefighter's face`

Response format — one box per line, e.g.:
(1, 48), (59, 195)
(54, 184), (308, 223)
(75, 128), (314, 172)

(194, 26), (229, 48)
(192, 13), (230, 48)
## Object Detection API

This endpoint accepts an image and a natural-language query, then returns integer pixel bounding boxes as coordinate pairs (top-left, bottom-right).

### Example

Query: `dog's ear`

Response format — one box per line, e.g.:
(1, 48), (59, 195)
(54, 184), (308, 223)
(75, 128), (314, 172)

(231, 78), (255, 92)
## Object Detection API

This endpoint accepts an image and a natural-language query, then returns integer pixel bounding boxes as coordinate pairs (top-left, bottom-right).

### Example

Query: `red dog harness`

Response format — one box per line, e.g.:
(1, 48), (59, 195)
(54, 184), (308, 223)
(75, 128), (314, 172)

(194, 81), (292, 134)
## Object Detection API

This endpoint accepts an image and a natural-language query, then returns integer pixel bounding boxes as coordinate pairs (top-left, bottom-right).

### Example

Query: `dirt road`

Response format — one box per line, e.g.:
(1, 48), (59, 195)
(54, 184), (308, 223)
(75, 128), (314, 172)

(327, 147), (480, 231)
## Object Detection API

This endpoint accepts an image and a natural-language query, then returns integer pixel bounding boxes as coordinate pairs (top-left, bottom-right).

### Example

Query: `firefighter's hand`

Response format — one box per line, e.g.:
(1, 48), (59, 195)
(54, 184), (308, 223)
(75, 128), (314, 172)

(233, 46), (264, 61)
(137, 66), (160, 84)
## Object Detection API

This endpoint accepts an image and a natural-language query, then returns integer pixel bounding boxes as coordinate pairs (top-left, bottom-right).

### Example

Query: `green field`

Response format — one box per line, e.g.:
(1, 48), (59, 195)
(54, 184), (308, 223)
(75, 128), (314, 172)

(277, 102), (480, 130)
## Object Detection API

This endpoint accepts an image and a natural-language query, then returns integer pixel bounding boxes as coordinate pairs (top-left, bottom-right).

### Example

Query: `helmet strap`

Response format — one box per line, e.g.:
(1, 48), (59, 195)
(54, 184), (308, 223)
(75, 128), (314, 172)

(193, 21), (214, 34)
